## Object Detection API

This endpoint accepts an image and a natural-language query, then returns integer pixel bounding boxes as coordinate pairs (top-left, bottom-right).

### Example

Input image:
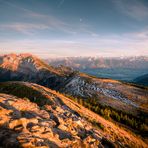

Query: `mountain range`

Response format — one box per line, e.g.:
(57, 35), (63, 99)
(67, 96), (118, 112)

(47, 56), (148, 69)
(0, 54), (147, 147)
(47, 56), (148, 82)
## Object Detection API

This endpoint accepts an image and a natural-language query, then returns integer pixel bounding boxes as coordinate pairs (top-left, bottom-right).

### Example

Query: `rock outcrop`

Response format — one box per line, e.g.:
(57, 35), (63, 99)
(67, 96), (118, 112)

(0, 82), (147, 147)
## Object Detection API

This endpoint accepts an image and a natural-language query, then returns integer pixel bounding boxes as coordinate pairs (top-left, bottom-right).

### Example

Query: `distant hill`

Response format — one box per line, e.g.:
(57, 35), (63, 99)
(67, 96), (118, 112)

(133, 74), (148, 86)
(46, 56), (148, 81)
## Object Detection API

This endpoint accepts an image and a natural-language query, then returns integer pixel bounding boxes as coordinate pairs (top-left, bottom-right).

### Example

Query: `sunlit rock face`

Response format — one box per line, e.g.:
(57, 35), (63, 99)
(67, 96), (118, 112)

(0, 90), (102, 147)
(0, 54), (65, 88)
(0, 82), (147, 148)
(1, 53), (44, 72)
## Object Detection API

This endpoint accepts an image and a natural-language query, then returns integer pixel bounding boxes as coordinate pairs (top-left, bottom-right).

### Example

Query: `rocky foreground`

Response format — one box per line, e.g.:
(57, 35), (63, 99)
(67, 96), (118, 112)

(0, 82), (147, 148)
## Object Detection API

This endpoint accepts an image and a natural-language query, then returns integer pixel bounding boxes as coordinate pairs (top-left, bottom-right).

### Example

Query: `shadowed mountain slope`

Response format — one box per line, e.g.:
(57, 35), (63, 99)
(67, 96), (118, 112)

(133, 74), (148, 86)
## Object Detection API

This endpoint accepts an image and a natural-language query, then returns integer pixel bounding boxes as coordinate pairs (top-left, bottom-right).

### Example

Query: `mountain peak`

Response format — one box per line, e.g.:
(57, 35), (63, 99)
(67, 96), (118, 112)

(2, 53), (35, 59)
(0, 53), (40, 71)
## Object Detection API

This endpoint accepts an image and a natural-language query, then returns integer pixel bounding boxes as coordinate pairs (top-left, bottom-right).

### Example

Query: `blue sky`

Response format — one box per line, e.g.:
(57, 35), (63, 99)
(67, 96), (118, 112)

(0, 0), (148, 58)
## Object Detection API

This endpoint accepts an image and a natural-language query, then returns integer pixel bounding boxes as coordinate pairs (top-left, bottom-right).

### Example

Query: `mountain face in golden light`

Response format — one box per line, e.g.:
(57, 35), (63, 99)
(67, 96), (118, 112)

(0, 53), (55, 72)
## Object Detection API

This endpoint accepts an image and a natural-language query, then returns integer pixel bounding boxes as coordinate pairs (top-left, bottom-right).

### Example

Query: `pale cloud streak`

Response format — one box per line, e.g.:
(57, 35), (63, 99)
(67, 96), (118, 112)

(58, 0), (65, 8)
(0, 0), (78, 35)
(0, 0), (106, 37)
(0, 28), (148, 58)
(0, 23), (50, 35)
(113, 0), (148, 20)
(0, 0), (147, 57)
(0, 8), (89, 36)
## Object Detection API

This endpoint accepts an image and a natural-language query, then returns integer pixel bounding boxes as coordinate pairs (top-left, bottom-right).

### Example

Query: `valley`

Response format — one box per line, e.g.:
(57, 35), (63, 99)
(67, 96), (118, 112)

(48, 56), (148, 82)
(80, 68), (148, 82)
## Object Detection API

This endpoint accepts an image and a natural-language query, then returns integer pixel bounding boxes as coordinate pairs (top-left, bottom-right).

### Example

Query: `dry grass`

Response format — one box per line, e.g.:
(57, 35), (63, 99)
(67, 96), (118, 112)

(0, 81), (147, 147)
(28, 83), (148, 148)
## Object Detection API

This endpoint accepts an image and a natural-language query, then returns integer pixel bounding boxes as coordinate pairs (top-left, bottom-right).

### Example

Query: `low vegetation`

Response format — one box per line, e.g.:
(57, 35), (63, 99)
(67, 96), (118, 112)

(0, 82), (53, 106)
(66, 95), (148, 137)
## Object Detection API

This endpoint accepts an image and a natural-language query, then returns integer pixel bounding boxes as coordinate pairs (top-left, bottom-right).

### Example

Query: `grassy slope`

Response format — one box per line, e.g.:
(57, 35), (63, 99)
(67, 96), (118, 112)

(0, 81), (147, 147)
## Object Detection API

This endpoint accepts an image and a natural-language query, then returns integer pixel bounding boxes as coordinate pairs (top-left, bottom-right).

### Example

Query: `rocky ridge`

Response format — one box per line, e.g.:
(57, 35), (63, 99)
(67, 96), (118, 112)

(0, 82), (147, 147)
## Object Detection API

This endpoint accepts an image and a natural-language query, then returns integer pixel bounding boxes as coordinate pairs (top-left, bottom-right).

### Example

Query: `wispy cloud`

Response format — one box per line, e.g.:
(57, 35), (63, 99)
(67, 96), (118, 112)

(124, 29), (148, 42)
(0, 0), (77, 35)
(0, 23), (50, 35)
(0, 11), (94, 36)
(113, 0), (148, 20)
(58, 0), (65, 8)
(0, 28), (148, 58)
(0, 0), (147, 57)
(0, 0), (97, 36)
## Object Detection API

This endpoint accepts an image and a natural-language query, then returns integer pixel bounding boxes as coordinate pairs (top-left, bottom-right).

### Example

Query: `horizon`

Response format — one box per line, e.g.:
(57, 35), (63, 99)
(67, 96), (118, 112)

(0, 52), (148, 59)
(0, 0), (148, 58)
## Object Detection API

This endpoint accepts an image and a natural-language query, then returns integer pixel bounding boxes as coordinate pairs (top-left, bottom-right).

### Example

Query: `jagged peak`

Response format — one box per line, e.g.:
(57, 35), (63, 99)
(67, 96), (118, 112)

(2, 53), (36, 60)
(0, 53), (39, 71)
(0, 53), (60, 75)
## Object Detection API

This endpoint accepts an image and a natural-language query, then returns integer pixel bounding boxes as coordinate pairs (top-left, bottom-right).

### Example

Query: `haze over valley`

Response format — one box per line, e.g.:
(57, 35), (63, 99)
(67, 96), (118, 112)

(47, 56), (148, 83)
